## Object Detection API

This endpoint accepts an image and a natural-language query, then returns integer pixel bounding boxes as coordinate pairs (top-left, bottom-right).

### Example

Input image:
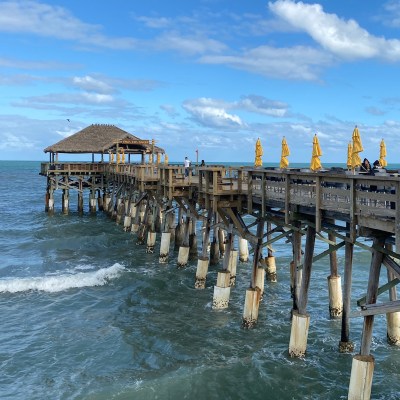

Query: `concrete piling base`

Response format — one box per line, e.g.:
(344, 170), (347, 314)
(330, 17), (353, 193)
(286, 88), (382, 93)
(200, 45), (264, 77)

(339, 341), (355, 353)
(146, 231), (157, 253)
(348, 355), (374, 400)
(212, 271), (231, 309)
(386, 312), (400, 345)
(228, 250), (238, 286)
(159, 232), (171, 263)
(123, 215), (132, 232)
(289, 311), (310, 357)
(328, 275), (343, 318)
(255, 267), (265, 299)
(242, 287), (261, 329)
(265, 256), (277, 282)
(239, 238), (249, 262)
(195, 257), (209, 289)
(177, 246), (189, 268)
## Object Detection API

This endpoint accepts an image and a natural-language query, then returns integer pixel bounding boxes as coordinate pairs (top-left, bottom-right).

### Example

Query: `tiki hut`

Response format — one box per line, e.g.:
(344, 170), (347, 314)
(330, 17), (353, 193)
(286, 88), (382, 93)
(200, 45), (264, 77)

(44, 124), (164, 163)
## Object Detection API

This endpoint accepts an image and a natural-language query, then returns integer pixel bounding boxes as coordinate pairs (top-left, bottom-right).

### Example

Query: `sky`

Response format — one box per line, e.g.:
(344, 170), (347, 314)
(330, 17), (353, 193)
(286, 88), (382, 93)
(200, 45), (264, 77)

(1, 0), (400, 164)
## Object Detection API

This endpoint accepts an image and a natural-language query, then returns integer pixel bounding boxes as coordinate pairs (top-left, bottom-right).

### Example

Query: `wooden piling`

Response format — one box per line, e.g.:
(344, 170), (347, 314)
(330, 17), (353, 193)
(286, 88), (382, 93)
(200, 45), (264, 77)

(238, 237), (249, 262)
(212, 270), (231, 309)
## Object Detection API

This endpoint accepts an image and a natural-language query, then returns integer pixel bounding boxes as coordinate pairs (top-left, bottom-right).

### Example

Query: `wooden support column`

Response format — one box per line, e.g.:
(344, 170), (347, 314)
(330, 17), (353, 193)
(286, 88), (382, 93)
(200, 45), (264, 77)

(348, 235), (385, 400)
(48, 184), (55, 215)
(137, 201), (149, 245)
(210, 213), (220, 265)
(385, 243), (400, 345)
(195, 210), (211, 289)
(339, 237), (355, 353)
(266, 221), (277, 282)
(97, 189), (104, 211)
(62, 189), (69, 215)
(174, 206), (184, 249)
(189, 213), (198, 258)
(242, 219), (264, 328)
(292, 221), (302, 311)
(327, 226), (343, 318)
(177, 214), (190, 268)
(289, 225), (315, 357)
(89, 188), (97, 214)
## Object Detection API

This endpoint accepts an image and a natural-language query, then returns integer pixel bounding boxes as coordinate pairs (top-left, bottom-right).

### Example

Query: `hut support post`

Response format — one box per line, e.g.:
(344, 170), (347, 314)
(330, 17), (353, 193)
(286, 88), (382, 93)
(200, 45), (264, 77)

(289, 225), (315, 357)
(348, 236), (385, 400)
(146, 201), (157, 253)
(137, 200), (149, 245)
(212, 270), (231, 309)
(89, 188), (97, 214)
(210, 213), (220, 265)
(174, 206), (184, 249)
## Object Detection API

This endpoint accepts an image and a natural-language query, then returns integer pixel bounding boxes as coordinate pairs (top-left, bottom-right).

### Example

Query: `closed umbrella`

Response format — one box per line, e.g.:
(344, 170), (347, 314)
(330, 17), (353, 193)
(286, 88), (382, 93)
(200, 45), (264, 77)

(254, 137), (263, 167)
(351, 126), (363, 169)
(280, 137), (290, 169)
(347, 142), (353, 169)
(164, 154), (169, 165)
(310, 134), (322, 171)
(379, 139), (387, 167)
(157, 153), (161, 164)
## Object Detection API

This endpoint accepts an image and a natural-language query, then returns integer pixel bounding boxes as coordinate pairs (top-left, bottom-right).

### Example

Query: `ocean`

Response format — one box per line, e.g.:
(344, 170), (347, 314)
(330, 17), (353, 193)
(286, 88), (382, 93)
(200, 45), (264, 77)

(0, 160), (399, 399)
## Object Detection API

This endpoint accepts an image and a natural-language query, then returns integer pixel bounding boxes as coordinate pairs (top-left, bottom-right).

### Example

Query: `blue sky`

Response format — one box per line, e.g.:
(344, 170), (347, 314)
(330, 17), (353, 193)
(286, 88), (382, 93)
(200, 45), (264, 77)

(1, 0), (400, 164)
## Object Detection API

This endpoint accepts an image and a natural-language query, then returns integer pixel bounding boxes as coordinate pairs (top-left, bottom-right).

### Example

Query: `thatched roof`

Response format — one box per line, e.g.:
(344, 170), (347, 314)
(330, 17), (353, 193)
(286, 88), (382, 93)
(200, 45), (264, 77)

(44, 124), (164, 154)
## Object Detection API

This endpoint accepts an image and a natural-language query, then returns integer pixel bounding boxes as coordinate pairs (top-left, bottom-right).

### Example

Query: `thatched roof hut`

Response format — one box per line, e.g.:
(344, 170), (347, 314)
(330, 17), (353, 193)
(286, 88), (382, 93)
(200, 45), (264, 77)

(44, 124), (164, 156)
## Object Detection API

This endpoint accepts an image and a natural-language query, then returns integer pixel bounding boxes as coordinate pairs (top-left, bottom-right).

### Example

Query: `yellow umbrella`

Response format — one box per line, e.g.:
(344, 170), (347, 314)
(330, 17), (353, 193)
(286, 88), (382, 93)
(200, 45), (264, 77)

(157, 153), (161, 164)
(254, 137), (263, 167)
(351, 126), (363, 169)
(310, 134), (322, 171)
(347, 142), (353, 169)
(164, 154), (169, 165)
(280, 136), (290, 169)
(379, 139), (387, 167)
(121, 148), (125, 164)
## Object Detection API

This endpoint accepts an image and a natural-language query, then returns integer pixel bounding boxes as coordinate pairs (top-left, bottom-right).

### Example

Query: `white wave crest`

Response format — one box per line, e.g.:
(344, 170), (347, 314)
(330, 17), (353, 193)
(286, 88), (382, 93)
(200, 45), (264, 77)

(0, 263), (125, 293)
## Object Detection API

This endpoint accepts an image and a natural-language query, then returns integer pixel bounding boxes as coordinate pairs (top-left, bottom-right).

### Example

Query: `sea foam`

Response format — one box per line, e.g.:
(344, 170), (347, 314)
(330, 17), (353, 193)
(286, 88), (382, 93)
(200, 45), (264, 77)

(0, 263), (125, 293)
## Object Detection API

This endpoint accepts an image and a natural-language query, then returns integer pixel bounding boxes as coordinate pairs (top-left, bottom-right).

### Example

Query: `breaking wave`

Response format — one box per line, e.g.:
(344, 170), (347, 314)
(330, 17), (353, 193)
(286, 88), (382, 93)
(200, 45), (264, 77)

(0, 263), (125, 293)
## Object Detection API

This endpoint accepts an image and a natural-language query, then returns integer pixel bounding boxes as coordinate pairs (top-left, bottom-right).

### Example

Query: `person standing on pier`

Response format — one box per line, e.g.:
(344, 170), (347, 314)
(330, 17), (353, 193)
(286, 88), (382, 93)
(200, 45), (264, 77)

(184, 156), (191, 177)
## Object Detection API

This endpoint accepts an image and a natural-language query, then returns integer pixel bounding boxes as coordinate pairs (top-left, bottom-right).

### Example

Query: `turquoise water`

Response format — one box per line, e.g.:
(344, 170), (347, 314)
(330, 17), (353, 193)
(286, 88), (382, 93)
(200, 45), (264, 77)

(0, 161), (399, 399)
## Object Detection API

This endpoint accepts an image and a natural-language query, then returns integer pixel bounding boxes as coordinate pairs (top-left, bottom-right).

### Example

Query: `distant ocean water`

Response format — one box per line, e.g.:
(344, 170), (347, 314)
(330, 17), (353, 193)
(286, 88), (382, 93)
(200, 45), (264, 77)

(0, 160), (399, 400)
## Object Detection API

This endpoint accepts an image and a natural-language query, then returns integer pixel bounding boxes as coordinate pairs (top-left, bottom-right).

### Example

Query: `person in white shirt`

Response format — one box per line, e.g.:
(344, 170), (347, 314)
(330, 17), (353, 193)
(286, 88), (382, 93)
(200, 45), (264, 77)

(184, 156), (190, 177)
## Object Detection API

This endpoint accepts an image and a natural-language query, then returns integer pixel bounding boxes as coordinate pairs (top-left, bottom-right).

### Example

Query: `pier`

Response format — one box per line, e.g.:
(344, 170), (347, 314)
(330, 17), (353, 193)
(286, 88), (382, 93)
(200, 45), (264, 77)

(40, 125), (400, 399)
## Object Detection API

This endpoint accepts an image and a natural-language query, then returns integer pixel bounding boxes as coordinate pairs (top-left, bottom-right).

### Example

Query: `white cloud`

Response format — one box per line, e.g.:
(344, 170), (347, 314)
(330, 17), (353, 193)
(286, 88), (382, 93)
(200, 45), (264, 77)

(236, 95), (289, 117)
(72, 76), (114, 94)
(0, 132), (35, 149)
(135, 16), (171, 29)
(0, 1), (136, 49)
(183, 98), (244, 128)
(154, 32), (226, 55)
(269, 0), (400, 61)
(200, 45), (332, 81)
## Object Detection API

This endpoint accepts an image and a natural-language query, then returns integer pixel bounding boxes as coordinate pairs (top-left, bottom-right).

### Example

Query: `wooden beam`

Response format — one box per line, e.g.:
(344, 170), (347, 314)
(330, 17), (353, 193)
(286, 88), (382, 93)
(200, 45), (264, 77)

(354, 300), (400, 317)
(357, 278), (400, 306)
(297, 241), (345, 270)
(382, 254), (400, 280)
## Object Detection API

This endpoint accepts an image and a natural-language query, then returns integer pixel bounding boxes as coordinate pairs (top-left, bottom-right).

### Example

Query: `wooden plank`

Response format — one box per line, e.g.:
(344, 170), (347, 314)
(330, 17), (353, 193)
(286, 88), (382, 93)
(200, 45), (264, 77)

(358, 300), (400, 316)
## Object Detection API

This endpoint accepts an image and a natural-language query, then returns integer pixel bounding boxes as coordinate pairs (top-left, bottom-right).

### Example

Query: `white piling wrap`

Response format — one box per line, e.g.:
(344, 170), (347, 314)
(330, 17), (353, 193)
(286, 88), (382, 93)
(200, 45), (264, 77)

(327, 275), (343, 318)
(48, 198), (54, 212)
(239, 238), (249, 262)
(289, 311), (310, 357)
(130, 204), (137, 218)
(159, 232), (171, 263)
(255, 267), (265, 297)
(123, 216), (132, 231)
(177, 246), (189, 267)
(63, 197), (69, 214)
(104, 195), (111, 211)
(212, 286), (231, 309)
(228, 250), (238, 286)
(195, 258), (209, 289)
(146, 231), (157, 253)
(90, 197), (97, 212)
(242, 288), (261, 328)
(266, 256), (277, 282)
(131, 223), (139, 234)
(348, 355), (374, 400)
(386, 312), (400, 345)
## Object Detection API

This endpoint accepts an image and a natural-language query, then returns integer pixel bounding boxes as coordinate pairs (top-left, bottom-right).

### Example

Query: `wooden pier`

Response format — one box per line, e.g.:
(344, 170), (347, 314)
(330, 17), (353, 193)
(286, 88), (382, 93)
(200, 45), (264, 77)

(40, 160), (400, 399)
(39, 125), (400, 399)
